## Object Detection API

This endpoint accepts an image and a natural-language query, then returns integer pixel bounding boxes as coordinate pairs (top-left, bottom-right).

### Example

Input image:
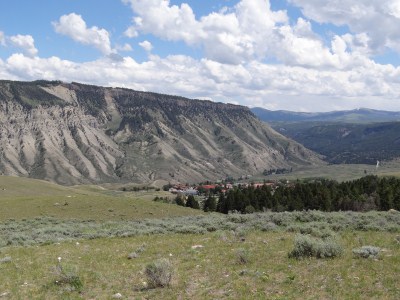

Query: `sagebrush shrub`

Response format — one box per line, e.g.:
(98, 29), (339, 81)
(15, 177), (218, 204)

(288, 234), (343, 259)
(0, 256), (12, 263)
(352, 246), (381, 258)
(145, 258), (173, 288)
(236, 248), (250, 264)
(54, 259), (83, 291)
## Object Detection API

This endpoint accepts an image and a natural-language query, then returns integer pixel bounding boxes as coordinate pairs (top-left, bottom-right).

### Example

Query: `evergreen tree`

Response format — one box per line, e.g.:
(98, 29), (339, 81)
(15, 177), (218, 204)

(203, 195), (217, 212)
(216, 193), (226, 213)
(186, 195), (200, 209)
(175, 195), (185, 206)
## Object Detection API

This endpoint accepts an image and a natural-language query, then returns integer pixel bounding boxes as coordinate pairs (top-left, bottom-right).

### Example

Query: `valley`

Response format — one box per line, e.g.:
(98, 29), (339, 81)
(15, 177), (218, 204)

(252, 107), (400, 165)
(2, 1), (400, 299)
(0, 82), (399, 299)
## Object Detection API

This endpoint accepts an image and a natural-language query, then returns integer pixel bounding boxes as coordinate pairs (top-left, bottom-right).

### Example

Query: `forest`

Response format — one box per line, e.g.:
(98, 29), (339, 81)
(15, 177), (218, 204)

(213, 175), (400, 214)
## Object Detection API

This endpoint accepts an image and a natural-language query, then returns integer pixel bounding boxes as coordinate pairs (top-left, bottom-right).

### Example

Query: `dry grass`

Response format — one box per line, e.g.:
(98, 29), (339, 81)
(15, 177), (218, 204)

(0, 176), (201, 221)
(0, 231), (399, 299)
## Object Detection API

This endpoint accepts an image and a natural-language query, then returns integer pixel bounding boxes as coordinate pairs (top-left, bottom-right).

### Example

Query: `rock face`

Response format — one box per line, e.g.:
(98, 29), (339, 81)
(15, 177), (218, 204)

(0, 80), (322, 184)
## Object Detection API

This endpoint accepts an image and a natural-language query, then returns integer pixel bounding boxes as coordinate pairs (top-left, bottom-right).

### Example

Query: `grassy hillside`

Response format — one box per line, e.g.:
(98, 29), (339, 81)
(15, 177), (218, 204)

(248, 160), (400, 184)
(270, 121), (400, 164)
(1, 176), (399, 299)
(0, 214), (399, 299)
(0, 176), (201, 221)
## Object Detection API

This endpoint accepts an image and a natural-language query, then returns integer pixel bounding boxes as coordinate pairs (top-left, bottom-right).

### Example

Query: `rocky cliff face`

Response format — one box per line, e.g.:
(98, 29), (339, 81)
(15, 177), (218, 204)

(0, 80), (322, 184)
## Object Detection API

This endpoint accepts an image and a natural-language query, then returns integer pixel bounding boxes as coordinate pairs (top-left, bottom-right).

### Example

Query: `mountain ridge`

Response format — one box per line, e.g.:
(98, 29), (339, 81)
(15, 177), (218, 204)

(0, 80), (322, 184)
(251, 107), (400, 123)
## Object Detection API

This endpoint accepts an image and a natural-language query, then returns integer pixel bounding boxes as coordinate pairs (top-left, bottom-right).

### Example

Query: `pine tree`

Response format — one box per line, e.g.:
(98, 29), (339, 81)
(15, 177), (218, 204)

(203, 195), (217, 212)
(186, 195), (200, 209)
(175, 195), (185, 206)
(217, 193), (226, 213)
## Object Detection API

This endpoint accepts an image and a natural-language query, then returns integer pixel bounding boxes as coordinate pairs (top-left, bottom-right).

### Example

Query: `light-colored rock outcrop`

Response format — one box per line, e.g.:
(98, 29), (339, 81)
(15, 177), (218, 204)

(0, 80), (322, 184)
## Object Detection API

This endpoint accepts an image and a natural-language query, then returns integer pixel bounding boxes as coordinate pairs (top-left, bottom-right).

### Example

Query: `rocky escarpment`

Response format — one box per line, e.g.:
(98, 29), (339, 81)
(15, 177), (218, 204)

(0, 80), (322, 184)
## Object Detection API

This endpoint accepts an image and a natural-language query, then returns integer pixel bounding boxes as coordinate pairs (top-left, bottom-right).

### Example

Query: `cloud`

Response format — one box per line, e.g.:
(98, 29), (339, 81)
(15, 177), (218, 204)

(121, 0), (371, 69)
(2, 51), (400, 111)
(122, 0), (289, 64)
(1, 1), (400, 112)
(8, 34), (38, 57)
(53, 13), (113, 55)
(0, 31), (5, 46)
(116, 43), (133, 52)
(139, 40), (153, 52)
(289, 0), (400, 55)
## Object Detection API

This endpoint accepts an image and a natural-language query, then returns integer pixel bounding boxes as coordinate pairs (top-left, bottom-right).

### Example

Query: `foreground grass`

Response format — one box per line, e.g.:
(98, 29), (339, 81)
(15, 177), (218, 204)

(0, 230), (399, 299)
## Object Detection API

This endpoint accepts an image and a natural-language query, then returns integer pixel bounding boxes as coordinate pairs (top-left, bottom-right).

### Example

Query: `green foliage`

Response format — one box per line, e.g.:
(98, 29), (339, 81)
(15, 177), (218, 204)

(203, 195), (217, 212)
(271, 121), (400, 164)
(216, 175), (400, 213)
(236, 248), (250, 264)
(352, 246), (381, 258)
(174, 195), (185, 206)
(128, 243), (147, 259)
(288, 234), (343, 259)
(186, 195), (200, 209)
(145, 258), (173, 288)
(0, 211), (399, 248)
(2, 81), (66, 109)
(163, 184), (173, 191)
(263, 168), (292, 176)
(53, 259), (83, 292)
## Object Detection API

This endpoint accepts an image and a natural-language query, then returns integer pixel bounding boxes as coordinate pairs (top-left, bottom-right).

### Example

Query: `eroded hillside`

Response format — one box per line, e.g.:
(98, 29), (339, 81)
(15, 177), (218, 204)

(0, 80), (322, 184)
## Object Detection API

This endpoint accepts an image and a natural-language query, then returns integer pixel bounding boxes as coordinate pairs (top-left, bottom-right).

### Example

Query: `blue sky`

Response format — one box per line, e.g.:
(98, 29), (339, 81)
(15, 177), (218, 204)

(1, 0), (400, 111)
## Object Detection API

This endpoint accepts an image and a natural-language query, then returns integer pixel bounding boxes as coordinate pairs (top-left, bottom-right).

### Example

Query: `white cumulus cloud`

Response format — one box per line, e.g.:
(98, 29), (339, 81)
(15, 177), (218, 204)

(8, 34), (38, 57)
(1, 51), (400, 111)
(139, 40), (153, 52)
(289, 0), (400, 54)
(121, 0), (372, 69)
(53, 13), (114, 55)
(122, 0), (289, 64)
(116, 43), (133, 52)
(1, 1), (400, 112)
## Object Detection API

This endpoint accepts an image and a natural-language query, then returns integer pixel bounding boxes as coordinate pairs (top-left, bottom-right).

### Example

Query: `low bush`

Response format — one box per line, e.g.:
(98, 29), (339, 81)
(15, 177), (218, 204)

(0, 211), (399, 248)
(53, 258), (83, 292)
(0, 256), (12, 263)
(352, 246), (381, 258)
(236, 248), (250, 264)
(288, 234), (343, 259)
(145, 258), (173, 288)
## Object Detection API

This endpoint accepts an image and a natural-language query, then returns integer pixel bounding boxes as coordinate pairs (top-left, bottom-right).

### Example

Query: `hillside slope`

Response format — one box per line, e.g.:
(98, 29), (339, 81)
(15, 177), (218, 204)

(272, 121), (400, 164)
(0, 80), (321, 184)
(251, 107), (400, 123)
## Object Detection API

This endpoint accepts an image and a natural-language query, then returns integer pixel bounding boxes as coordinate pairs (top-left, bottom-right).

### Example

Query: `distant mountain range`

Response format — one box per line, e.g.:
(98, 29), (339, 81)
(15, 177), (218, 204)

(0, 80), (321, 185)
(271, 121), (400, 164)
(251, 106), (400, 164)
(251, 107), (400, 123)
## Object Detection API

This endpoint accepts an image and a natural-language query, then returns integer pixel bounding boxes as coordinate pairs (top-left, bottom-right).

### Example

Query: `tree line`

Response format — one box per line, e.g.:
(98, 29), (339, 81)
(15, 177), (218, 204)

(215, 175), (400, 214)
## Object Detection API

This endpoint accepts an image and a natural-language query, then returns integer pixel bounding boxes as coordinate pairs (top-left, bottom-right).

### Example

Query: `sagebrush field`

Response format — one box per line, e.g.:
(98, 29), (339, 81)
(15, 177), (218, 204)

(0, 176), (399, 299)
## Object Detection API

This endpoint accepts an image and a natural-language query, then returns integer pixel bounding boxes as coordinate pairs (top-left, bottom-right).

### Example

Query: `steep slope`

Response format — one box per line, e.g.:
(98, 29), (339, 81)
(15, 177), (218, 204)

(271, 121), (400, 164)
(0, 80), (322, 184)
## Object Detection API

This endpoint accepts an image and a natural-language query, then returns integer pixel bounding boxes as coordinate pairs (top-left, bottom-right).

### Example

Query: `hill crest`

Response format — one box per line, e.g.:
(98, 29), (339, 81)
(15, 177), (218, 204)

(0, 80), (322, 184)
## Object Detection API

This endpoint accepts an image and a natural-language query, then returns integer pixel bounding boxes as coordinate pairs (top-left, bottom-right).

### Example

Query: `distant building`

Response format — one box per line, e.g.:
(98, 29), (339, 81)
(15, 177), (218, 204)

(181, 188), (198, 196)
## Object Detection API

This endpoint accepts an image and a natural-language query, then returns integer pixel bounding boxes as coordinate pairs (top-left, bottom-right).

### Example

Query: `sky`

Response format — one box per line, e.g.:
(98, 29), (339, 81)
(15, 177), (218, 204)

(1, 0), (400, 112)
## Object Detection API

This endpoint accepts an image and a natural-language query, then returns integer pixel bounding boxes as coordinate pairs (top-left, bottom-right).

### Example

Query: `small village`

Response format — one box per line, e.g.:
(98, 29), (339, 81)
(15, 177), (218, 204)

(166, 178), (289, 197)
